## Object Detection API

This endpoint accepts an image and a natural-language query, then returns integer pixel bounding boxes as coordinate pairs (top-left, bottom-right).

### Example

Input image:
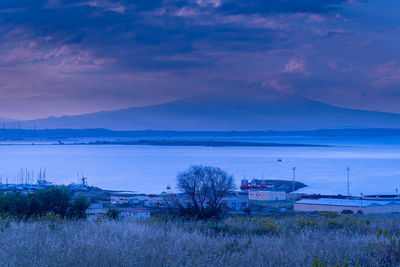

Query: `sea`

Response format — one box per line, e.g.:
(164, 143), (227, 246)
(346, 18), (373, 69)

(0, 135), (400, 195)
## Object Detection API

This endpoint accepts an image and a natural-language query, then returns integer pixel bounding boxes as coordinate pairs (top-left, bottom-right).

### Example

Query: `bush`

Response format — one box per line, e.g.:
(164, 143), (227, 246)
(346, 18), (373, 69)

(341, 209), (354, 215)
(243, 206), (251, 215)
(376, 228), (400, 265)
(208, 217), (282, 236)
(106, 206), (119, 220)
(67, 195), (90, 219)
(0, 215), (398, 266)
(0, 187), (89, 220)
(28, 187), (70, 218)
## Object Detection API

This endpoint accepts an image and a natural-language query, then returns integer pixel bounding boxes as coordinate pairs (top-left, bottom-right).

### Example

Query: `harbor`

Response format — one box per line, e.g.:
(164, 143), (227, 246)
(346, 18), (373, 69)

(2, 170), (400, 220)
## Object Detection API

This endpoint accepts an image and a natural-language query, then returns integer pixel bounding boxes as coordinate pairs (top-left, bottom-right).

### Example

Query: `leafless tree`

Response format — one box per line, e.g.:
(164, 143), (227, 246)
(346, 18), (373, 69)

(177, 165), (235, 218)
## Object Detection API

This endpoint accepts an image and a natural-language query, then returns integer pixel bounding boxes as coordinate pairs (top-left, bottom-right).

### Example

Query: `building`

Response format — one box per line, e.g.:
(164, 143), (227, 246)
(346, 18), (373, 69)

(248, 190), (286, 201)
(119, 208), (150, 220)
(146, 196), (165, 207)
(363, 195), (400, 201)
(88, 203), (103, 210)
(221, 196), (249, 211)
(294, 198), (400, 214)
(128, 195), (149, 206)
(110, 195), (132, 204)
(86, 208), (107, 219)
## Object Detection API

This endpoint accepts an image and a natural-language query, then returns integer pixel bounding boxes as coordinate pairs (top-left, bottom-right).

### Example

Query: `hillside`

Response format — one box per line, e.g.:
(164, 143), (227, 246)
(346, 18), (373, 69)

(0, 215), (397, 266)
(8, 95), (400, 130)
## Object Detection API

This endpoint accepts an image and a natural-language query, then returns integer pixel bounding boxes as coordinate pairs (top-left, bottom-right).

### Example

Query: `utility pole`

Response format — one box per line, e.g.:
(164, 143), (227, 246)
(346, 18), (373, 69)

(347, 167), (350, 198)
(292, 167), (296, 202)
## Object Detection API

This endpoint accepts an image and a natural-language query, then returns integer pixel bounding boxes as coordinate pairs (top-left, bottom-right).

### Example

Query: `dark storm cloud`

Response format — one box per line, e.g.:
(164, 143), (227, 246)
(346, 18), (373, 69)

(217, 0), (349, 15)
(0, 0), (399, 119)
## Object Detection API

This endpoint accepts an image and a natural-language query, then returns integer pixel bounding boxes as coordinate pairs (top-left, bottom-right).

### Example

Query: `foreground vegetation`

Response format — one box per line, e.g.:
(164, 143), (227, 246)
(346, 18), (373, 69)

(1, 213), (400, 266)
(0, 187), (89, 219)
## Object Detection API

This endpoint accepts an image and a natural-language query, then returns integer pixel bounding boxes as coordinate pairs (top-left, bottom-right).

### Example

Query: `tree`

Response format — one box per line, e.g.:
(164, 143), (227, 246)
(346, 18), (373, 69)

(28, 187), (70, 218)
(0, 187), (89, 220)
(68, 195), (90, 219)
(177, 165), (235, 219)
(42, 187), (70, 218)
(106, 206), (119, 220)
(0, 192), (30, 218)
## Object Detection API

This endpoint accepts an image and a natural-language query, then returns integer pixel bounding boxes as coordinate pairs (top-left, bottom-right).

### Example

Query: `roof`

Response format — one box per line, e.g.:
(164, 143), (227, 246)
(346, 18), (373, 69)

(86, 209), (107, 214)
(249, 190), (286, 193)
(363, 196), (400, 201)
(295, 198), (400, 208)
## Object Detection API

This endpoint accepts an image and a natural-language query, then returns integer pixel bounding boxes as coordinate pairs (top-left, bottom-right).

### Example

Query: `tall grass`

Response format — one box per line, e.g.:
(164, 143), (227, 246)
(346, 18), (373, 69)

(0, 214), (399, 266)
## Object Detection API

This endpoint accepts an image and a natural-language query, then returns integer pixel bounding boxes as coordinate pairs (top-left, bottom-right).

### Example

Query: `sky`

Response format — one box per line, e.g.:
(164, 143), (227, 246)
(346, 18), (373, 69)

(0, 0), (400, 119)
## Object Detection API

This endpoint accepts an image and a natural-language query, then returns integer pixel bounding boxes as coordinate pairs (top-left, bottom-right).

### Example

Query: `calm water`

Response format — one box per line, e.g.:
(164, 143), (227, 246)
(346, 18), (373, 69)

(0, 143), (399, 195)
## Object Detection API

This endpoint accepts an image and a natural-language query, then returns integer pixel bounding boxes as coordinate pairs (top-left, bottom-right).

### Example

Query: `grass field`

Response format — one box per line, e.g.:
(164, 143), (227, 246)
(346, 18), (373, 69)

(1, 213), (400, 266)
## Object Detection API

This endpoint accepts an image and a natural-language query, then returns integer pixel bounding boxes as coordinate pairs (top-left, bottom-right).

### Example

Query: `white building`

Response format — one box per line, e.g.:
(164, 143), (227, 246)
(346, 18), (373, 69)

(294, 198), (400, 214)
(119, 208), (150, 220)
(110, 195), (132, 204)
(248, 191), (286, 201)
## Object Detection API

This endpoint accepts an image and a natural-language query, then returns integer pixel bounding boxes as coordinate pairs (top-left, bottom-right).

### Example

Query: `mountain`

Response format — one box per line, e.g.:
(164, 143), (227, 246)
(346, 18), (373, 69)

(10, 95), (400, 130)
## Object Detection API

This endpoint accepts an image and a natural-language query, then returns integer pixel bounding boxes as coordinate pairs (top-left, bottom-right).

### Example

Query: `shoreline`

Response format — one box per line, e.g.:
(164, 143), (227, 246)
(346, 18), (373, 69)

(84, 140), (331, 147)
(0, 140), (332, 147)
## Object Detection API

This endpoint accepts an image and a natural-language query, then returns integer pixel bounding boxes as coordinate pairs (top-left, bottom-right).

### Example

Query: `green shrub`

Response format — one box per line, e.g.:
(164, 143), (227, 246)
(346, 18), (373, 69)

(341, 209), (354, 215)
(376, 228), (400, 265)
(67, 195), (90, 219)
(106, 206), (119, 220)
(0, 187), (90, 220)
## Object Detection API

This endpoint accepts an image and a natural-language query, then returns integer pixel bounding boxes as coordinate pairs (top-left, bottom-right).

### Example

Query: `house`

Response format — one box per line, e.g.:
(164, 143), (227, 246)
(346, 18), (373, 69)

(110, 195), (132, 204)
(86, 208), (107, 219)
(248, 190), (286, 201)
(222, 196), (249, 211)
(128, 195), (149, 206)
(88, 203), (103, 210)
(294, 198), (400, 214)
(119, 208), (150, 220)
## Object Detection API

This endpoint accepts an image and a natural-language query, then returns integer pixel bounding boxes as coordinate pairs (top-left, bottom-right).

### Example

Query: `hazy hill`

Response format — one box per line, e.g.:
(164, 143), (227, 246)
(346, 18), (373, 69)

(10, 95), (400, 130)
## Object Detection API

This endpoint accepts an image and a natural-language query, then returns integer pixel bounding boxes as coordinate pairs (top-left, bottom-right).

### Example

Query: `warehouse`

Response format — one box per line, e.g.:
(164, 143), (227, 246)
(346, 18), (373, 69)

(294, 198), (400, 214)
(248, 190), (286, 201)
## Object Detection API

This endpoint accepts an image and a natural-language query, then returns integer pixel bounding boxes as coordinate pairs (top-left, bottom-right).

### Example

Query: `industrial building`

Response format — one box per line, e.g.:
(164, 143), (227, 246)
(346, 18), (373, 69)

(294, 198), (400, 214)
(248, 190), (286, 201)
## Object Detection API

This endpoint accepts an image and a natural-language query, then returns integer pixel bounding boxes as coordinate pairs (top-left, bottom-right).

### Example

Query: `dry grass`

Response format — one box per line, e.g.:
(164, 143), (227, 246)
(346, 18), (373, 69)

(0, 214), (399, 266)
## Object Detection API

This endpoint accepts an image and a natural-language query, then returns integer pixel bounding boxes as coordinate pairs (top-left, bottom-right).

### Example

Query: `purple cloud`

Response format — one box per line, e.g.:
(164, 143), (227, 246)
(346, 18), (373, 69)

(0, 0), (400, 119)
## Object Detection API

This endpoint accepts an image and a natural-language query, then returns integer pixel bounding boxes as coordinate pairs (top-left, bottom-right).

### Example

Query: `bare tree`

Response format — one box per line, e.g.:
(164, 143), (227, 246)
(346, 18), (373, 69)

(177, 165), (235, 218)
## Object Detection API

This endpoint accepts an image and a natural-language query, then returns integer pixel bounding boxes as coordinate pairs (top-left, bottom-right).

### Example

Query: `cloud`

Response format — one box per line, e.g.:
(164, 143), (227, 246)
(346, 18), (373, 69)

(2, 0), (400, 119)
(217, 0), (349, 15)
(283, 58), (311, 76)
(373, 61), (400, 86)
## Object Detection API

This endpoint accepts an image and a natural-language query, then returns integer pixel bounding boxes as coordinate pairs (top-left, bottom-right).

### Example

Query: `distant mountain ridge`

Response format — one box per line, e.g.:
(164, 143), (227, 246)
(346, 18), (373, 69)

(7, 95), (400, 130)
